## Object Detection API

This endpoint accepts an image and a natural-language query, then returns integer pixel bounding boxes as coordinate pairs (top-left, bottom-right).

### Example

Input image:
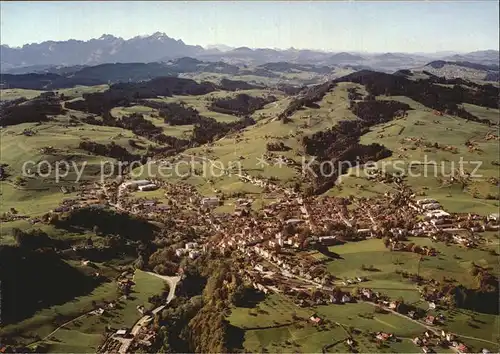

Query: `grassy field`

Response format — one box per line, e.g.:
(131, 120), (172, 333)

(460, 103), (500, 124)
(228, 293), (349, 353)
(312, 237), (499, 351)
(307, 237), (499, 304)
(334, 95), (499, 215)
(179, 72), (311, 87)
(228, 292), (431, 353)
(136, 82), (362, 197)
(180, 67), (356, 87)
(0, 85), (109, 102)
(440, 308), (499, 347)
(147, 88), (287, 123)
(59, 85), (109, 100)
(0, 88), (44, 100)
(0, 115), (156, 217)
(8, 270), (167, 353)
(111, 105), (194, 138)
(0, 266), (119, 346)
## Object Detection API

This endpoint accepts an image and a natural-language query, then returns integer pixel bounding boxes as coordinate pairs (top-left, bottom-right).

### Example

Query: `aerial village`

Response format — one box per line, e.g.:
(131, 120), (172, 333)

(21, 168), (499, 354)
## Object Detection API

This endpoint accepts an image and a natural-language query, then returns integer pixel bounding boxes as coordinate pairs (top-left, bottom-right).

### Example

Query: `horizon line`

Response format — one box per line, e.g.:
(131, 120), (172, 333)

(1, 32), (498, 54)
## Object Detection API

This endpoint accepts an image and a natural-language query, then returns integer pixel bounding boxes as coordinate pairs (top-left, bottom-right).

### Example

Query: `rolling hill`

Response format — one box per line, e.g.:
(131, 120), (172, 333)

(405, 60), (500, 82)
(1, 67), (499, 353)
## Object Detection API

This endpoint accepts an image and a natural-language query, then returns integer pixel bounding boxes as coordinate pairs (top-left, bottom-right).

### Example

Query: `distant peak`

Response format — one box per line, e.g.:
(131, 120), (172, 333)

(151, 31), (169, 38)
(98, 34), (118, 41)
(233, 46), (253, 52)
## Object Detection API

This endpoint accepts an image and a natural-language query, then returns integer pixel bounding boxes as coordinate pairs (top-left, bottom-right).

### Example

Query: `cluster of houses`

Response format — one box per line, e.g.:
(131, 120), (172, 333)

(50, 198), (80, 213)
(96, 336), (125, 354)
(237, 172), (298, 198)
(127, 328), (157, 352)
(131, 199), (169, 214)
(0, 209), (29, 222)
(90, 300), (118, 317)
(200, 196), (221, 208)
(175, 241), (206, 260)
(234, 198), (253, 217)
(412, 199), (499, 236)
(31, 183), (109, 222)
(46, 170), (495, 354)
(413, 330), (472, 354)
(116, 270), (135, 294)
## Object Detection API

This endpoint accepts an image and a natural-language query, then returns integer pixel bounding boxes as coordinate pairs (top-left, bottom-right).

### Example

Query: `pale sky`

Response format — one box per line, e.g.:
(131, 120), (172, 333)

(1, 1), (498, 53)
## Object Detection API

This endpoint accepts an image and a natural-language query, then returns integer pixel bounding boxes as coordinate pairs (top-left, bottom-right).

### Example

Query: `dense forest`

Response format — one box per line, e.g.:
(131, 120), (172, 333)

(302, 99), (410, 193)
(208, 93), (276, 116)
(0, 93), (65, 126)
(335, 70), (499, 121)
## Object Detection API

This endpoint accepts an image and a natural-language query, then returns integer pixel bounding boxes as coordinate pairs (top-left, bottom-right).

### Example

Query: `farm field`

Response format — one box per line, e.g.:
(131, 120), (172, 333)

(1, 65), (499, 354)
(334, 94), (500, 215)
(0, 268), (118, 346)
(0, 85), (109, 102)
(228, 293), (350, 353)
(3, 270), (167, 353)
(147, 88), (286, 124)
(136, 82), (364, 196)
(110, 105), (194, 138)
(305, 236), (499, 310)
(460, 103), (500, 124)
(0, 115), (157, 217)
(0, 89), (44, 101)
(228, 293), (445, 353)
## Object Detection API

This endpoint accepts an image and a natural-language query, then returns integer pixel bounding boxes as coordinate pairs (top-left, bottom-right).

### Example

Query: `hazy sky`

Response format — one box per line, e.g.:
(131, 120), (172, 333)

(1, 1), (498, 52)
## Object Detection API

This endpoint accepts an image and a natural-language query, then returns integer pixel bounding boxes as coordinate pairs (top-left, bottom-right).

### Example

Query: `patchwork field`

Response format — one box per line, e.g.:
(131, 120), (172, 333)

(315, 237), (499, 294)
(2, 71), (499, 354)
(334, 95), (499, 215)
(0, 116), (154, 217)
(229, 293), (437, 353)
(1, 269), (166, 352)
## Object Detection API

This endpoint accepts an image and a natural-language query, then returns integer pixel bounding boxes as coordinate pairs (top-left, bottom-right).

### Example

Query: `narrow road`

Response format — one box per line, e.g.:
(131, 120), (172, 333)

(453, 334), (498, 347)
(117, 273), (181, 353)
(267, 258), (493, 351)
(144, 272), (181, 303)
(38, 310), (94, 342)
(362, 301), (498, 350)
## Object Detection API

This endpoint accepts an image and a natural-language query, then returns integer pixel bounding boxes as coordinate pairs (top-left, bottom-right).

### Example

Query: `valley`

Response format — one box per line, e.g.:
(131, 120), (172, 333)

(1, 61), (499, 354)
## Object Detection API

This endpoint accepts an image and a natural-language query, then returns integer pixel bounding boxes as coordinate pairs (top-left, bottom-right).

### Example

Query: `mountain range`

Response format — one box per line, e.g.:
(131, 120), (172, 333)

(1, 33), (498, 73)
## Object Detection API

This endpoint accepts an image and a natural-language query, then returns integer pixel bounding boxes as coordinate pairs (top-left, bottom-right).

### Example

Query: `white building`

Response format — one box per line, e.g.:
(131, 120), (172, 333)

(175, 248), (186, 257)
(138, 184), (158, 192)
(189, 250), (201, 259)
(201, 197), (220, 207)
(426, 210), (450, 219)
(422, 203), (442, 211)
(277, 237), (284, 247)
(185, 242), (198, 250)
(417, 198), (438, 206)
(488, 213), (499, 222)
(121, 180), (151, 190)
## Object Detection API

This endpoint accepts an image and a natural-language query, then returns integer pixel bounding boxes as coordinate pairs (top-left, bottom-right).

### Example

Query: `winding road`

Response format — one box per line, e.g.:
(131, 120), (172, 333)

(117, 273), (181, 354)
(265, 259), (497, 352)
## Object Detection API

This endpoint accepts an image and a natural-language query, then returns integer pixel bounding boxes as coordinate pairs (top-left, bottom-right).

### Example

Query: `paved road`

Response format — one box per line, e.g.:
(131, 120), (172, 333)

(117, 273), (181, 353)
(145, 272), (181, 303)
(267, 258), (494, 351)
(360, 301), (500, 352)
